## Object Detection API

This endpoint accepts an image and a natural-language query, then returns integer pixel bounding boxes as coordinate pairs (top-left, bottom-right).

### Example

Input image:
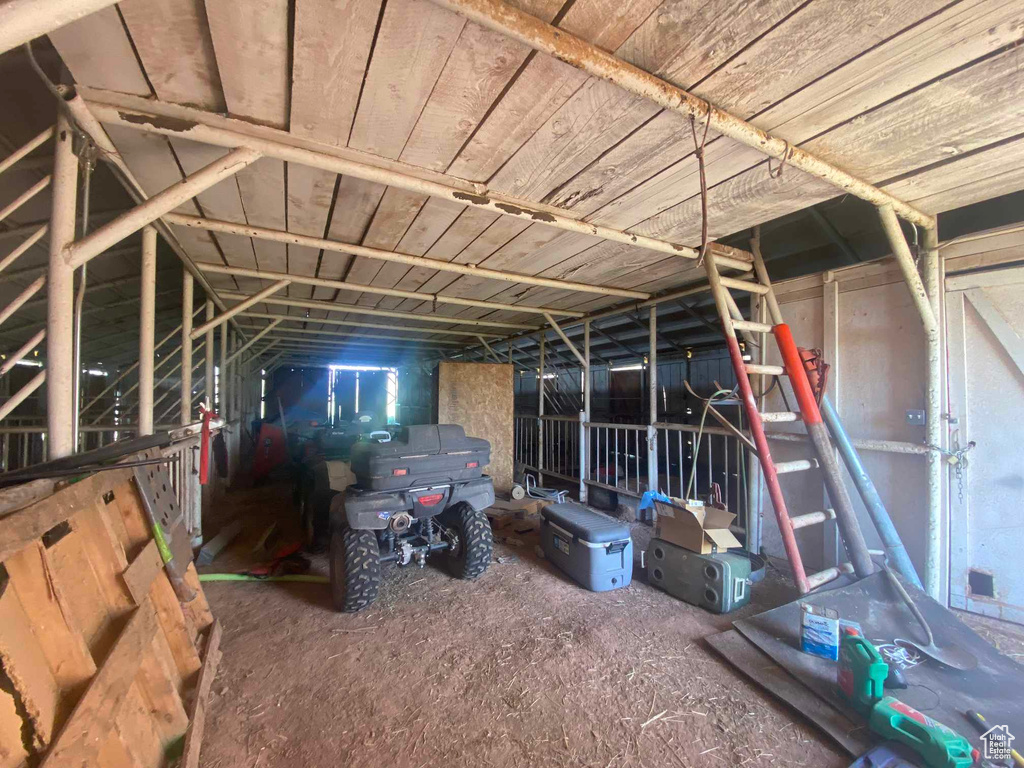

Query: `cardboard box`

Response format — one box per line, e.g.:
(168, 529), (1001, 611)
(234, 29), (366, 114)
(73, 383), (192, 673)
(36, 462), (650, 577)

(652, 498), (743, 554)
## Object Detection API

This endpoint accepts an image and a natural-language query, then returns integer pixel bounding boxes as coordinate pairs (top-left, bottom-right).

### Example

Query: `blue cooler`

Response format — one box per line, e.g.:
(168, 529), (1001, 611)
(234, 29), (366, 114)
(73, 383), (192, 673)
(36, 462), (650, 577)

(540, 502), (632, 591)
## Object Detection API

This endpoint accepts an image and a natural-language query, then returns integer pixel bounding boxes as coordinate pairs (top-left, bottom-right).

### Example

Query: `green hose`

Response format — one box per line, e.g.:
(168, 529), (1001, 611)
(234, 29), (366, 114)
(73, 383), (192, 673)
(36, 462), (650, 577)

(199, 573), (329, 584)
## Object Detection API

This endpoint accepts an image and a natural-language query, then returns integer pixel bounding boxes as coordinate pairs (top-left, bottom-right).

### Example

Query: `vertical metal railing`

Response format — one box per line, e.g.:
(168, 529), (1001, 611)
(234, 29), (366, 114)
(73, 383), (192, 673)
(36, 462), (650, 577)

(162, 433), (203, 545)
(584, 421), (648, 496)
(654, 423), (745, 519)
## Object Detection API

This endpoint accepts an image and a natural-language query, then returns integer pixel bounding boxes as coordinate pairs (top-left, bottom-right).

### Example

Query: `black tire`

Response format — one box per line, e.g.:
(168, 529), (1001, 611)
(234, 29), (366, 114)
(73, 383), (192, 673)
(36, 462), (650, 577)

(329, 527), (381, 612)
(442, 502), (493, 580)
(298, 485), (315, 549)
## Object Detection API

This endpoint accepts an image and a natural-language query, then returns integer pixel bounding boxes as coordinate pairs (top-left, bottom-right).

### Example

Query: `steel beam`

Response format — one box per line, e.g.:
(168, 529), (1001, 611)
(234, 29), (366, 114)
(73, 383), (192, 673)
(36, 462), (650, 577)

(46, 113), (78, 458)
(198, 264), (580, 317)
(65, 147), (261, 269)
(138, 226), (157, 435)
(181, 270), (193, 426)
(165, 213), (648, 300)
(77, 93), (759, 265)
(190, 279), (290, 339)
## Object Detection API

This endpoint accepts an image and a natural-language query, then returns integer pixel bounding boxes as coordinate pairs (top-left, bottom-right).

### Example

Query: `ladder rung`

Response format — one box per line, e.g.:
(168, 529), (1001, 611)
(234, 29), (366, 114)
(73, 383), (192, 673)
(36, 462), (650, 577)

(775, 458), (818, 474)
(715, 254), (755, 272)
(790, 509), (836, 530)
(806, 562), (854, 591)
(760, 411), (800, 423)
(745, 363), (785, 376)
(720, 276), (770, 295)
(732, 319), (773, 333)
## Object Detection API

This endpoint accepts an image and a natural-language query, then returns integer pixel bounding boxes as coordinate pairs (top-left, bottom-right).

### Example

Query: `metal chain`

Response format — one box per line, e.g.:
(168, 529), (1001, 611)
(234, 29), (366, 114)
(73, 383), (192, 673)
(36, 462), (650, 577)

(926, 432), (976, 506)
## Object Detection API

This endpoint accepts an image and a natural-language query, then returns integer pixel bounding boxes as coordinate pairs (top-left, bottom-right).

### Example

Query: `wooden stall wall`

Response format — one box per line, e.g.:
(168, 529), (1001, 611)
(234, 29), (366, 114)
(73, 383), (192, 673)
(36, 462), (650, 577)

(434, 362), (514, 493)
(0, 467), (216, 768)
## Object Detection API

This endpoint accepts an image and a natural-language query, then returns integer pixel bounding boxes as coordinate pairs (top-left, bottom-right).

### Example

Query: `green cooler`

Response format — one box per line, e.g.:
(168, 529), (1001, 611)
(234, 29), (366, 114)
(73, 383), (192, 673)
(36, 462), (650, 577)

(647, 538), (752, 613)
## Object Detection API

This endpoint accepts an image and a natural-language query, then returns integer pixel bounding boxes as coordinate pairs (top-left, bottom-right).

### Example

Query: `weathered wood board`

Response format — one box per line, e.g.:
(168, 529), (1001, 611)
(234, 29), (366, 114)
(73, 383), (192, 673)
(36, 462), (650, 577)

(434, 362), (515, 493)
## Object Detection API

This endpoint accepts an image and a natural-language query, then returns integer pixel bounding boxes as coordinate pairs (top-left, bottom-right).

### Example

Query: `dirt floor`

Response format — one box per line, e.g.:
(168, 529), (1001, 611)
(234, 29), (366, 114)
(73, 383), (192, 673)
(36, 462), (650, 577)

(194, 480), (1023, 768)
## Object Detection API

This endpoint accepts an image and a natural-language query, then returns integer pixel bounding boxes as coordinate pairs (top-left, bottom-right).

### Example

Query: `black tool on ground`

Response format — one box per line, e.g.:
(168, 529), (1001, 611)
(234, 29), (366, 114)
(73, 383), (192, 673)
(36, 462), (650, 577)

(884, 665), (908, 690)
(882, 563), (977, 671)
(325, 424), (495, 613)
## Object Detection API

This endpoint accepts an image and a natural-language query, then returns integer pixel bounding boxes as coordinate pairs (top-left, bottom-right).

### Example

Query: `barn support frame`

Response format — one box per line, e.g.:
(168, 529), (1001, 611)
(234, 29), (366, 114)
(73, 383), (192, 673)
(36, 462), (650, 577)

(2, 13), (953, 600)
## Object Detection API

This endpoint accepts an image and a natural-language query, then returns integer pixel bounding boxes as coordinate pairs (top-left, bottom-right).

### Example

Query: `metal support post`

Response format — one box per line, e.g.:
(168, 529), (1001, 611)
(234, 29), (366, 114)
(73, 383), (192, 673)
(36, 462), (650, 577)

(647, 306), (659, 496)
(181, 270), (193, 425)
(538, 333), (545, 486)
(922, 226), (944, 600)
(580, 320), (590, 502)
(138, 226), (156, 435)
(46, 112), (78, 459)
(205, 299), (214, 409)
(219, 321), (227, 413)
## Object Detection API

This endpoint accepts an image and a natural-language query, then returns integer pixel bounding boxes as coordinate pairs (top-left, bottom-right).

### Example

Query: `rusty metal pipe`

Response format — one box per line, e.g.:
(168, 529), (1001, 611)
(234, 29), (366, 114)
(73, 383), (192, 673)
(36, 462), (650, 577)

(427, 0), (935, 230)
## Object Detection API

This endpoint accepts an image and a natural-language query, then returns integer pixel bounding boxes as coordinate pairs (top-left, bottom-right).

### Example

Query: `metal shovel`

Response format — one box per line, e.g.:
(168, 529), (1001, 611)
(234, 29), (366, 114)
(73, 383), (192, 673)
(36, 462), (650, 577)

(882, 564), (977, 671)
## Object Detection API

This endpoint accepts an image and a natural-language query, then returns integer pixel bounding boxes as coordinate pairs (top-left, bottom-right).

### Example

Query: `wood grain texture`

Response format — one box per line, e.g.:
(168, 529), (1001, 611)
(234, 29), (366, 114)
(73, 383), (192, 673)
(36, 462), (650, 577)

(349, 0), (467, 160)
(435, 362), (515, 492)
(117, 0), (225, 111)
(38, 601), (159, 768)
(291, 0), (384, 147)
(179, 620), (222, 768)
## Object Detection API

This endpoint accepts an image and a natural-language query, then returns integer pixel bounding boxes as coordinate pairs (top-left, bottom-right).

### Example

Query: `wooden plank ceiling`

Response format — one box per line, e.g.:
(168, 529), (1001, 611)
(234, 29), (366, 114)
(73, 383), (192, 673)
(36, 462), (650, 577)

(36, 0), (1024, 360)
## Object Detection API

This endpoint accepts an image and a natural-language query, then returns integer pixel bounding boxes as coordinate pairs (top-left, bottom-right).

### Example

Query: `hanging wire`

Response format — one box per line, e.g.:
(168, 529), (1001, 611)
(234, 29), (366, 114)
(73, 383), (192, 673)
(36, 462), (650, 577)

(688, 103), (713, 266)
(767, 140), (793, 179)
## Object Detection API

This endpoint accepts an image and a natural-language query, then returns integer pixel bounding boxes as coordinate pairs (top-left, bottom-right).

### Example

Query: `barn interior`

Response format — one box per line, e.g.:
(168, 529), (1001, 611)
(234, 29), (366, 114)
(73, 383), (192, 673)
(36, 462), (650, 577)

(1, 1), (1023, 766)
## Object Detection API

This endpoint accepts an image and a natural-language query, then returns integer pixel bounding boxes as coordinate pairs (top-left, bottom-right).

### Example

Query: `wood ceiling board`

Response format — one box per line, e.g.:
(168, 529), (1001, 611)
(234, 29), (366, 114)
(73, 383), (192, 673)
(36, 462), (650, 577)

(290, 0), (383, 147)
(488, 79), (660, 202)
(387, 207), (503, 304)
(577, 0), (1022, 243)
(313, 176), (387, 300)
(286, 164), (338, 299)
(400, 20), (550, 171)
(446, 0), (663, 181)
(882, 135), (1024, 215)
(370, 197), (467, 310)
(206, 0), (290, 302)
(205, 0), (290, 129)
(343, 188), (428, 307)
(485, 0), (798, 205)
(804, 45), (1024, 182)
(348, 0), (467, 160)
(117, 0), (225, 111)
(636, 165), (836, 244)
(543, 110), (709, 214)
(47, 7), (152, 97)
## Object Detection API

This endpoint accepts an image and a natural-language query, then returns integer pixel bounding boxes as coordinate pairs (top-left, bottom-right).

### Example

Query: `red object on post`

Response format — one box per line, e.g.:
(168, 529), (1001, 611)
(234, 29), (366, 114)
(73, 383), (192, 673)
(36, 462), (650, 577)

(199, 406), (218, 485)
(772, 324), (823, 425)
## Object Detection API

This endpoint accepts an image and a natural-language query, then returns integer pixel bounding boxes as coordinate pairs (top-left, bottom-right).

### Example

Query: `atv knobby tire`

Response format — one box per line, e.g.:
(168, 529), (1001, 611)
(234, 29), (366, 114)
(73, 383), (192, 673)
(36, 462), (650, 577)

(442, 502), (493, 580)
(329, 527), (380, 612)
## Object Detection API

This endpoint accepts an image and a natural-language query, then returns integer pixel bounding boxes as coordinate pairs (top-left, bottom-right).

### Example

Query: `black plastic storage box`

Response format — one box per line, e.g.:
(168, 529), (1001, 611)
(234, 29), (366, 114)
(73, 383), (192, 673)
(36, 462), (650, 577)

(541, 502), (632, 592)
(349, 424), (490, 491)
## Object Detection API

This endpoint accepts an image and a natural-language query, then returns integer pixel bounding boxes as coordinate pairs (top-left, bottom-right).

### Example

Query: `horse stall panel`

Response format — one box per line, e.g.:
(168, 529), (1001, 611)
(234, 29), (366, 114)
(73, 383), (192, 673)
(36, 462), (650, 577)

(0, 467), (215, 768)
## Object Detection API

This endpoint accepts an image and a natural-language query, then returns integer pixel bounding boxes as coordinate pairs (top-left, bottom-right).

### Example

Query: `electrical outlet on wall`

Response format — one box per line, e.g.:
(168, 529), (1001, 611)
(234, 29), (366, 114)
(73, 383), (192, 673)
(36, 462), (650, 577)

(906, 409), (926, 426)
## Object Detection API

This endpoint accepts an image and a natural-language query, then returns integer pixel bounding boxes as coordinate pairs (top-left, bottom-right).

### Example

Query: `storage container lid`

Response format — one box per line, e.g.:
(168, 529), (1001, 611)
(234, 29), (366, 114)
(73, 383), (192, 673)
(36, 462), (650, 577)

(542, 502), (631, 544)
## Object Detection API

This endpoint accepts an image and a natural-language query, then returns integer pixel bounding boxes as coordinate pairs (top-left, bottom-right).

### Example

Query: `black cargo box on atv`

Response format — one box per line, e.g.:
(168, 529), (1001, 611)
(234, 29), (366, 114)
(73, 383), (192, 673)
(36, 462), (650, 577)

(349, 424), (490, 491)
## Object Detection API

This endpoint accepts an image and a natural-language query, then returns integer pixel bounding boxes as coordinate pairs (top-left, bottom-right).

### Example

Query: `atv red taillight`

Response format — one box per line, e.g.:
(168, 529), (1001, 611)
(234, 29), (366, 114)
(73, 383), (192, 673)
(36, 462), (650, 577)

(418, 493), (444, 506)
(465, 461), (478, 468)
(392, 468), (408, 476)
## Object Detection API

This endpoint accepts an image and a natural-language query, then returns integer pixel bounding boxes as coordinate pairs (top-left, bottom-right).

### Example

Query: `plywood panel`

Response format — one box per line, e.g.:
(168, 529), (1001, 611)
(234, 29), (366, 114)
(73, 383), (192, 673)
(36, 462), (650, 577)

(435, 361), (515, 492)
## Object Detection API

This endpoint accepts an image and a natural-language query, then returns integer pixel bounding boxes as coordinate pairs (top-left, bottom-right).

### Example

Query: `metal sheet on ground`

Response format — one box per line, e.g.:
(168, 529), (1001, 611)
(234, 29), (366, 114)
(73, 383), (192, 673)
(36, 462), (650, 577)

(733, 572), (1024, 744)
(706, 629), (871, 757)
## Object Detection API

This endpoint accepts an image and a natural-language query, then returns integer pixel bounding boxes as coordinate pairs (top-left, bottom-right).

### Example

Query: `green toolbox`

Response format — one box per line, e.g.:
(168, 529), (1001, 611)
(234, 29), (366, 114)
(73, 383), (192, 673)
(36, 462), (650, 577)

(646, 538), (751, 613)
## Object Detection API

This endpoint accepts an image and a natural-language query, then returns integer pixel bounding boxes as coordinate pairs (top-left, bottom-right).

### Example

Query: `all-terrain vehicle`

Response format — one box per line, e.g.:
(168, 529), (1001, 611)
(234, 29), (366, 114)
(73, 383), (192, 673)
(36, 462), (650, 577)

(327, 424), (495, 612)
